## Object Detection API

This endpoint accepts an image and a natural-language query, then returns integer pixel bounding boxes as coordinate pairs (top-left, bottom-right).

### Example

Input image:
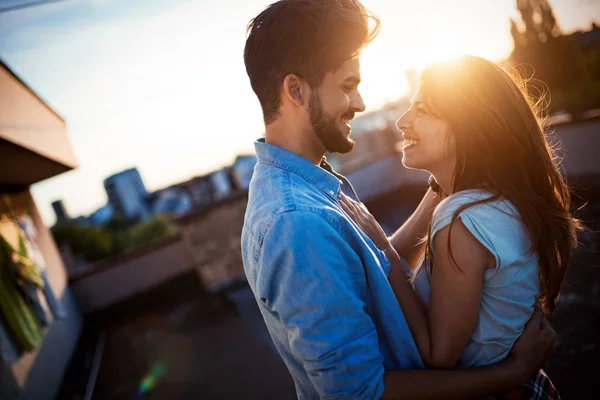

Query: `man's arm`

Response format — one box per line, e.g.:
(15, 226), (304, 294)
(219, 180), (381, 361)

(381, 307), (555, 400)
(382, 359), (526, 400)
(389, 188), (440, 269)
(258, 211), (386, 399)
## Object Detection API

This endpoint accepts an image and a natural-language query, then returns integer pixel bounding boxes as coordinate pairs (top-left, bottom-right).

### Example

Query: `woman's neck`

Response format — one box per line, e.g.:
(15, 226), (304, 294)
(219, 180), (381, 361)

(430, 172), (452, 197)
(430, 159), (456, 197)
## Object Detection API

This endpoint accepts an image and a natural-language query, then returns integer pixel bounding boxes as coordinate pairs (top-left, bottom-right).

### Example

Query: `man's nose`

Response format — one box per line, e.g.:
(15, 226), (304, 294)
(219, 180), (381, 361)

(352, 91), (366, 113)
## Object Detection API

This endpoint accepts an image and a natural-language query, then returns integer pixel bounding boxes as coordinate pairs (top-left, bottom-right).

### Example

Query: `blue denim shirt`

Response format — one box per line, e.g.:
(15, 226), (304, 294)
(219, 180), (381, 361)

(241, 139), (423, 400)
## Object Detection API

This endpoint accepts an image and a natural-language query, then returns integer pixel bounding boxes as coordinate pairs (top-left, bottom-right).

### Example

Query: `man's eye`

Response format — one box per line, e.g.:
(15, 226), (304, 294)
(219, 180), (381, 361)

(417, 107), (428, 116)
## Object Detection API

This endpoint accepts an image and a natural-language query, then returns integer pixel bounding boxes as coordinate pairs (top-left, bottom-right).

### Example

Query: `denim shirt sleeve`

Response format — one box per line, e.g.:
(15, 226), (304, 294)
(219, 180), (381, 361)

(256, 210), (385, 400)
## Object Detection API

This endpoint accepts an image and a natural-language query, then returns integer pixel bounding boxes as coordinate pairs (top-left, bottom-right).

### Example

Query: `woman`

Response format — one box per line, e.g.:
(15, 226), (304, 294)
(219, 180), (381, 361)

(340, 55), (579, 398)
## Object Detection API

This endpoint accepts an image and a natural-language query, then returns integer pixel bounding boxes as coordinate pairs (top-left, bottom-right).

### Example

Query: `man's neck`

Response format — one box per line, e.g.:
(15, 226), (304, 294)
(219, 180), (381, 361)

(264, 122), (325, 165)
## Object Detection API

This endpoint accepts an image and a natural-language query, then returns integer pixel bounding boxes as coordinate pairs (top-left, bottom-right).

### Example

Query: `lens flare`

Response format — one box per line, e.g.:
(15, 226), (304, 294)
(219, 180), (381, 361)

(133, 360), (167, 399)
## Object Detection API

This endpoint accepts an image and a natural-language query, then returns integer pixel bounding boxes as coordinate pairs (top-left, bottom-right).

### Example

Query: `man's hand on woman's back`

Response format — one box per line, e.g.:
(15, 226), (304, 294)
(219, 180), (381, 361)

(508, 307), (557, 380)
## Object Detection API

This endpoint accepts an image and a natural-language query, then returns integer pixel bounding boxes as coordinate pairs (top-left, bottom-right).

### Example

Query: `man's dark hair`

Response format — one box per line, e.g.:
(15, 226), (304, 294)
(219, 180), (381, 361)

(244, 0), (380, 124)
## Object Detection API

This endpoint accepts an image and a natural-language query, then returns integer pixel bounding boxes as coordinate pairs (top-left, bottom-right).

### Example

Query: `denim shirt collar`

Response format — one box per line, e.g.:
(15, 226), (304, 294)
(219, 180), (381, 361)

(254, 138), (342, 200)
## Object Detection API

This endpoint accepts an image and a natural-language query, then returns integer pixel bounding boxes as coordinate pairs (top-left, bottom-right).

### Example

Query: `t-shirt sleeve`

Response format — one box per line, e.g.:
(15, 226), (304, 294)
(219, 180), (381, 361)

(430, 192), (513, 277)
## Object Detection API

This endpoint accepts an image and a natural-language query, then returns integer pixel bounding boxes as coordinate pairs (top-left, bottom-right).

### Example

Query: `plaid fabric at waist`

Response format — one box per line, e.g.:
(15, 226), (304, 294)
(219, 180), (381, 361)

(485, 370), (560, 400)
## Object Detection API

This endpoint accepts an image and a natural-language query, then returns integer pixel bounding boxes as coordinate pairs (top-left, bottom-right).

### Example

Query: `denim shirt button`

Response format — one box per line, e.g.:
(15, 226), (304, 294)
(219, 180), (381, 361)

(329, 190), (335, 196)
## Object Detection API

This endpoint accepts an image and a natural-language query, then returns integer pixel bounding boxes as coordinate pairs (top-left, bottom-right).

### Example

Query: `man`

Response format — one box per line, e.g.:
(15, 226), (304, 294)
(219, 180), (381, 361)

(241, 1), (556, 399)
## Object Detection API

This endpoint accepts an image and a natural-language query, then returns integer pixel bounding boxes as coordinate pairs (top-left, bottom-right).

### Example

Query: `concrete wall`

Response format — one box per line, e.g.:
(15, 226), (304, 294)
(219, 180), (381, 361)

(0, 190), (82, 400)
(68, 194), (250, 316)
(552, 120), (600, 178)
(179, 195), (248, 289)
(70, 235), (194, 314)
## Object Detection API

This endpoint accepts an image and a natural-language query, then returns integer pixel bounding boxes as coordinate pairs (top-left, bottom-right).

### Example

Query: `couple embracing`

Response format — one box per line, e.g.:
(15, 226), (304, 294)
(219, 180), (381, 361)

(241, 1), (579, 399)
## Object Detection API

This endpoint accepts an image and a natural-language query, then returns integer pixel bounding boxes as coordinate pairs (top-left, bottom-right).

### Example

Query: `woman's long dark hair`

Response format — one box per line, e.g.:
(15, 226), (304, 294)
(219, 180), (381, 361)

(421, 55), (581, 313)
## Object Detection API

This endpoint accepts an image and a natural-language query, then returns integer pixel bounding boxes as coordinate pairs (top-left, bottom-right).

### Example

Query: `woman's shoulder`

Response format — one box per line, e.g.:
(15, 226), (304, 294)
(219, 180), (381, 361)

(431, 189), (527, 257)
(438, 189), (501, 209)
(433, 189), (519, 227)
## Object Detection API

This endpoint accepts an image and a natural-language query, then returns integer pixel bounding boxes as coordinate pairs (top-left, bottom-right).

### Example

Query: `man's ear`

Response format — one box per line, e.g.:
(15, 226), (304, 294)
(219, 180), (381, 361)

(283, 74), (305, 106)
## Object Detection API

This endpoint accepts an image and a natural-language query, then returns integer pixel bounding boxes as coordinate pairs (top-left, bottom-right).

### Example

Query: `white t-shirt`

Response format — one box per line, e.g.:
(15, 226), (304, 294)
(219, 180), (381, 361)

(411, 189), (541, 368)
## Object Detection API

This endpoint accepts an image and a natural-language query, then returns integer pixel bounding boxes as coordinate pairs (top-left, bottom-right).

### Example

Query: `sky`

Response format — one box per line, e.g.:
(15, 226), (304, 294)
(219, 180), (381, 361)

(0, 0), (598, 226)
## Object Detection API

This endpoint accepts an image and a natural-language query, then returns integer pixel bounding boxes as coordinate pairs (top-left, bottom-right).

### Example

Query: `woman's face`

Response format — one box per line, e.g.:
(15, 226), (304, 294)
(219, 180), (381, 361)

(396, 87), (456, 175)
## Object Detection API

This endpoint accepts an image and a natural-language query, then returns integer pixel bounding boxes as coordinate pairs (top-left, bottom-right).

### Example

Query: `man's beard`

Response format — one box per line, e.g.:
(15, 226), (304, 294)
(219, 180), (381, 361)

(309, 93), (354, 154)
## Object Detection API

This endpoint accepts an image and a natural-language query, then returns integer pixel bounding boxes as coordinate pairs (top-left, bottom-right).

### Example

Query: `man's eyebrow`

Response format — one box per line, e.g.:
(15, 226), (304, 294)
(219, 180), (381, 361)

(344, 75), (361, 85)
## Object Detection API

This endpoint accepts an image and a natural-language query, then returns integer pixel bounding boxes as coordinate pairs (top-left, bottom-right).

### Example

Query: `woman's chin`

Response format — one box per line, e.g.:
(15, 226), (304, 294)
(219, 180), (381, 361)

(401, 155), (422, 170)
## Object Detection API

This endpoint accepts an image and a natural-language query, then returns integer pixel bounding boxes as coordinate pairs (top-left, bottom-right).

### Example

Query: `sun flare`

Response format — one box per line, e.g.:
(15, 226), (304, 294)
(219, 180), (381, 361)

(355, 0), (516, 110)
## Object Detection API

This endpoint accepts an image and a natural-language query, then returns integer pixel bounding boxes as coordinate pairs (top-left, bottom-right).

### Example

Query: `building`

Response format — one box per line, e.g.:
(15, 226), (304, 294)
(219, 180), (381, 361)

(103, 168), (150, 221)
(581, 22), (600, 48)
(50, 202), (112, 228)
(87, 203), (113, 226)
(0, 59), (82, 400)
(148, 187), (192, 216)
(169, 168), (235, 210)
(209, 167), (233, 200)
(51, 200), (69, 223)
(185, 176), (215, 206)
(231, 155), (257, 191)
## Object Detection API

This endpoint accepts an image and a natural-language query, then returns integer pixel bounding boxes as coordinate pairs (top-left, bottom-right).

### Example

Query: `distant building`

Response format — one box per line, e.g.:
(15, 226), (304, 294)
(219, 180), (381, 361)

(581, 22), (600, 49)
(148, 187), (192, 216)
(173, 168), (234, 208)
(181, 176), (215, 207)
(52, 200), (70, 223)
(209, 168), (233, 200)
(71, 216), (89, 226)
(231, 155), (257, 190)
(88, 204), (113, 226)
(104, 168), (150, 220)
(346, 97), (409, 137)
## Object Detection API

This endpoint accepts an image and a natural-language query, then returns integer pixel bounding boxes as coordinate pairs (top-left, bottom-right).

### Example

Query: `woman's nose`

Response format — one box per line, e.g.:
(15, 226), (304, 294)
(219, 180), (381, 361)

(396, 110), (412, 131)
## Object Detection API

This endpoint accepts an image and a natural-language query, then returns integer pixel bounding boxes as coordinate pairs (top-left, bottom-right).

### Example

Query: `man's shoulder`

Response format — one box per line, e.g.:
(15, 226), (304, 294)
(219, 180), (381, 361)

(242, 195), (347, 276)
(248, 163), (337, 217)
(247, 196), (343, 236)
(245, 174), (344, 243)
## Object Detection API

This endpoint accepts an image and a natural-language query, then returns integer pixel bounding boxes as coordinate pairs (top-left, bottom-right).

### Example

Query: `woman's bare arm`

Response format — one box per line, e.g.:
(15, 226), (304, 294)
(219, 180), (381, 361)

(340, 194), (492, 367)
(388, 188), (440, 270)
(384, 219), (492, 367)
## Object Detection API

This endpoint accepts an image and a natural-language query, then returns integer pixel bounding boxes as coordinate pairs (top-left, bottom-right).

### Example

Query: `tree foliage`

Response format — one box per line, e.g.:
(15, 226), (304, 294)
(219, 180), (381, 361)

(510, 0), (600, 115)
(52, 215), (176, 262)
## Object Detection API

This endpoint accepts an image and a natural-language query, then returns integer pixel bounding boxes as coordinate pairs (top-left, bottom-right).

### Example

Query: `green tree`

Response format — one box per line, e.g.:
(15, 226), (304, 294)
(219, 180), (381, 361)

(52, 215), (177, 263)
(129, 215), (176, 248)
(52, 223), (113, 262)
(513, 0), (560, 45)
(509, 0), (596, 115)
(105, 215), (137, 232)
